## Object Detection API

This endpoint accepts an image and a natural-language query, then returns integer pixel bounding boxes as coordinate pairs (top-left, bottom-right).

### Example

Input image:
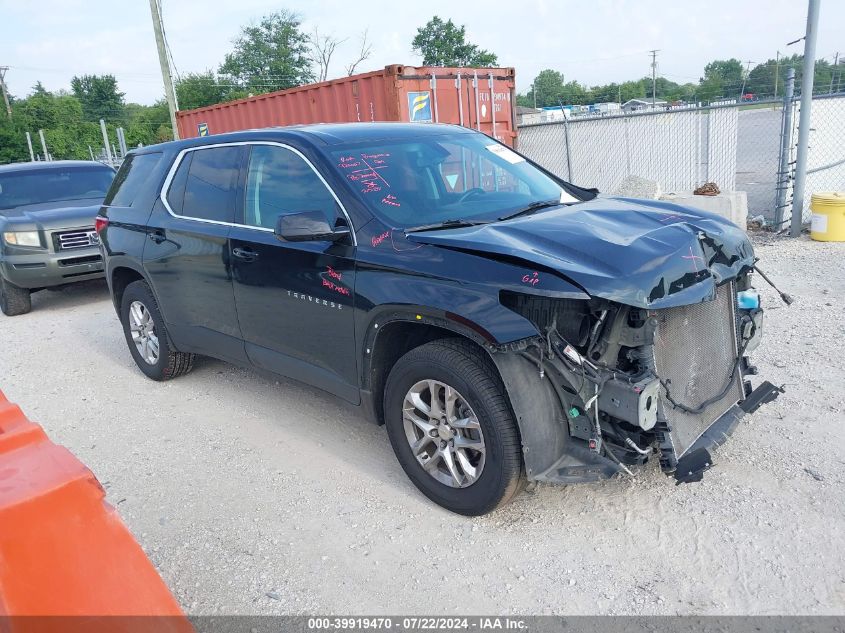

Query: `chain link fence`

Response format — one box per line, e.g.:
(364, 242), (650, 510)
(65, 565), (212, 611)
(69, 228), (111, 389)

(518, 94), (845, 229)
(788, 93), (845, 222)
(519, 104), (743, 196)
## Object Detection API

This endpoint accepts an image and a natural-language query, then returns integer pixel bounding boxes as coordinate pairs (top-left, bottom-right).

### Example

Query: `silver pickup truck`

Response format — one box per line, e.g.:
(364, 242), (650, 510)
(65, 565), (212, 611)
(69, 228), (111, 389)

(0, 160), (115, 315)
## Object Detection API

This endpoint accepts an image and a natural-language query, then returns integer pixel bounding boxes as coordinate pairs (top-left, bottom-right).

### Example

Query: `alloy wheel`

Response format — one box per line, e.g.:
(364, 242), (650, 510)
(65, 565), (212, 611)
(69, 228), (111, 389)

(128, 300), (160, 365)
(402, 379), (486, 488)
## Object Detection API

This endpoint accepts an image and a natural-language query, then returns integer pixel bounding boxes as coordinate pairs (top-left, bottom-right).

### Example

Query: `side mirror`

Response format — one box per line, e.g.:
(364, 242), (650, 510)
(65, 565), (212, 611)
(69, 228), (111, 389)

(274, 210), (350, 242)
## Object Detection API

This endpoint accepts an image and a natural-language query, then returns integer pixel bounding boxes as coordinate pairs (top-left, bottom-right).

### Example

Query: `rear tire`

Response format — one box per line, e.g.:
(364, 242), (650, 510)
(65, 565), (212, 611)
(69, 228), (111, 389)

(120, 280), (195, 381)
(384, 339), (525, 516)
(0, 277), (32, 316)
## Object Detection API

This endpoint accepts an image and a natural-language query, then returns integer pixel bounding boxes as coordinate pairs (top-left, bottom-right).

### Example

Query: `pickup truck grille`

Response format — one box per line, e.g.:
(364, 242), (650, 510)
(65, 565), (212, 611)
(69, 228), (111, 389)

(653, 282), (744, 459)
(56, 229), (98, 250)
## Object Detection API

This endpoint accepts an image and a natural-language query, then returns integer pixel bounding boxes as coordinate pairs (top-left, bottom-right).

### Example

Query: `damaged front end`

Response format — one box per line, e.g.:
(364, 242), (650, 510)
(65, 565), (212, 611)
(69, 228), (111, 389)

(492, 270), (783, 485)
(407, 197), (786, 485)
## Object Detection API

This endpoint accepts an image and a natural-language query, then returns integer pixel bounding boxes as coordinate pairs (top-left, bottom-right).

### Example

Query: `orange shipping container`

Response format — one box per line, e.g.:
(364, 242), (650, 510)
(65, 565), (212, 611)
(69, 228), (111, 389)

(176, 65), (518, 147)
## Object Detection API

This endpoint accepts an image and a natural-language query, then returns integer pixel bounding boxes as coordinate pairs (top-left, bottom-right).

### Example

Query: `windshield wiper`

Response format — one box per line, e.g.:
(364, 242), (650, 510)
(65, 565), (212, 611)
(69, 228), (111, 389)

(498, 199), (562, 221)
(404, 219), (490, 233)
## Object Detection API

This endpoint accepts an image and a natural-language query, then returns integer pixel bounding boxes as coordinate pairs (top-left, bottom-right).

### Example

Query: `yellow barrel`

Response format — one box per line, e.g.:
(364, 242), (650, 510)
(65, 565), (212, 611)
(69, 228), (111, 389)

(810, 192), (845, 242)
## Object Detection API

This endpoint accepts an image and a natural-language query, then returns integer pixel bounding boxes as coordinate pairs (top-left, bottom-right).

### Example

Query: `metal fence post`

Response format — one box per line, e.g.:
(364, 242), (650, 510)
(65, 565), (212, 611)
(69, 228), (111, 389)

(100, 119), (113, 167)
(25, 132), (35, 161)
(790, 0), (821, 236)
(38, 129), (49, 161)
(562, 115), (573, 181)
(775, 68), (796, 228)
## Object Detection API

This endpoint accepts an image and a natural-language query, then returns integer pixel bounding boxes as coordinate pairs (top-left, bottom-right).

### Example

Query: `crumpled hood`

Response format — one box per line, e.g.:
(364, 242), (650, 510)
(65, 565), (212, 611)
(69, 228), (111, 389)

(0, 198), (102, 231)
(406, 196), (755, 309)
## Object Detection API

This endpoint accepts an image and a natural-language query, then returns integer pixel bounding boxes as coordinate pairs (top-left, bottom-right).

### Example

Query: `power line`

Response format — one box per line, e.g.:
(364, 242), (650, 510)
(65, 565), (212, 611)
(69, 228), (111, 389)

(148, 0), (179, 139)
(739, 60), (755, 97)
(157, 0), (182, 84)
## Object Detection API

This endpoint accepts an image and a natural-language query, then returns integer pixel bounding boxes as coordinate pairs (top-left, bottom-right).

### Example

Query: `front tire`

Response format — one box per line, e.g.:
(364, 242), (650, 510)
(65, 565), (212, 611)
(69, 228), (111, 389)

(0, 277), (31, 316)
(120, 280), (194, 381)
(384, 339), (524, 515)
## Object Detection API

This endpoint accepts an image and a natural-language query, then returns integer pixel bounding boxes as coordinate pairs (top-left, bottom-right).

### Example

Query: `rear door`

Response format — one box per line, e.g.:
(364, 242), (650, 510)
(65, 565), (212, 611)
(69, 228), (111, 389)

(228, 143), (359, 402)
(142, 144), (247, 362)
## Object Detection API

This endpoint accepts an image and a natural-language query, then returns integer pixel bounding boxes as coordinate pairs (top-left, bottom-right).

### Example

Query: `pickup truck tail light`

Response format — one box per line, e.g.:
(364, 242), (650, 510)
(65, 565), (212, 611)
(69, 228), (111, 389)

(94, 216), (109, 234)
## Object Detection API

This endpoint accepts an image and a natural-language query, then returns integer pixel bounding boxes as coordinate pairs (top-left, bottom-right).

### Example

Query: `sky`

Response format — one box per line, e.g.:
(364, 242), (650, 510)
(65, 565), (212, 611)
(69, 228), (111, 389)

(1, 0), (843, 106)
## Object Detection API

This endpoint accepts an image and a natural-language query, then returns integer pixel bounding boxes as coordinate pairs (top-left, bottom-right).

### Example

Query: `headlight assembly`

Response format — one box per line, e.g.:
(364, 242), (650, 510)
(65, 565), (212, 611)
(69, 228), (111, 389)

(3, 231), (42, 247)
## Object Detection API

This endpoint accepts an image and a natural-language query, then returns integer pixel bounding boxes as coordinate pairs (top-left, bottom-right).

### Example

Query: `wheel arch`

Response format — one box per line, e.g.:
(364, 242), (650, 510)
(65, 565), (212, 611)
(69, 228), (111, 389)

(360, 309), (504, 427)
(109, 264), (148, 315)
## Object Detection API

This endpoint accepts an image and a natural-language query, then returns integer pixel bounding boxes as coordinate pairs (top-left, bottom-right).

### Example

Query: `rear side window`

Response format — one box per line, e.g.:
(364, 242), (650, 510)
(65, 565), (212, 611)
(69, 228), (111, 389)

(166, 152), (192, 215)
(175, 146), (243, 223)
(105, 152), (162, 207)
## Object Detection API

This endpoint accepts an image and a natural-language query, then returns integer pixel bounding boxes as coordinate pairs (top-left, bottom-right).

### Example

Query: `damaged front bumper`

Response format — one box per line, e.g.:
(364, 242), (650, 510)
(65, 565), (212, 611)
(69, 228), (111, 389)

(490, 280), (783, 486)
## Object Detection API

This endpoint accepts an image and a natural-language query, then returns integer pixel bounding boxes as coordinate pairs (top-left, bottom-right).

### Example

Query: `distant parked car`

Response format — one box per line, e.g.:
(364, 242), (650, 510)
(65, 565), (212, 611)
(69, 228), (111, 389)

(0, 160), (115, 315)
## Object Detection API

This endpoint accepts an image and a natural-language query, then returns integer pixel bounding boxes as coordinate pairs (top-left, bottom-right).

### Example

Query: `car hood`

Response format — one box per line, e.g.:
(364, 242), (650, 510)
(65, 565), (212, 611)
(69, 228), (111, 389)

(0, 198), (102, 231)
(405, 197), (755, 309)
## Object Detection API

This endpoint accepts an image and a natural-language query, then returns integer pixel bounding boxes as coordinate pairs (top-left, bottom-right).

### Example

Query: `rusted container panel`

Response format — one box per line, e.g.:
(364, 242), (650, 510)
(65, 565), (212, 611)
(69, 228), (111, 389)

(176, 65), (517, 147)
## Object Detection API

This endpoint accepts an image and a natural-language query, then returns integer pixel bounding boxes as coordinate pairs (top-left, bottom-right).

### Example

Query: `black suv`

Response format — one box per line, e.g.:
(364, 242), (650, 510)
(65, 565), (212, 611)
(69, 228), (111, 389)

(98, 123), (779, 515)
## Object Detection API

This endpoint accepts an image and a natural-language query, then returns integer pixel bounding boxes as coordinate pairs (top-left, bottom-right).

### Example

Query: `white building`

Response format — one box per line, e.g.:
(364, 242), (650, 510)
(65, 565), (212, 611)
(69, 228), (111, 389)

(621, 98), (668, 113)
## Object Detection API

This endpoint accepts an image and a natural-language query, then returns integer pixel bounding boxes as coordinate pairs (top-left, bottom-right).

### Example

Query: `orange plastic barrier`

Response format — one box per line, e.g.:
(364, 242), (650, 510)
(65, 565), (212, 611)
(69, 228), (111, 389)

(0, 390), (193, 633)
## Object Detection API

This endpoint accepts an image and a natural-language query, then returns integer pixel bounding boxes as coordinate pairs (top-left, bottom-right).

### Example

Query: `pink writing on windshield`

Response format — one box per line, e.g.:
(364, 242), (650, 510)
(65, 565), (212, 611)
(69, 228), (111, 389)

(343, 152), (392, 195)
(382, 194), (400, 207)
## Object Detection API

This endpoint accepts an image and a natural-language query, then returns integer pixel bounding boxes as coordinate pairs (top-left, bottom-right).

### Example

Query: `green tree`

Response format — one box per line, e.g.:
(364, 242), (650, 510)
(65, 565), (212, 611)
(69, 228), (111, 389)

(10, 86), (103, 161)
(697, 58), (744, 101)
(411, 16), (498, 67)
(124, 100), (172, 147)
(70, 74), (125, 122)
(176, 71), (247, 110)
(219, 10), (314, 93)
(526, 69), (565, 107)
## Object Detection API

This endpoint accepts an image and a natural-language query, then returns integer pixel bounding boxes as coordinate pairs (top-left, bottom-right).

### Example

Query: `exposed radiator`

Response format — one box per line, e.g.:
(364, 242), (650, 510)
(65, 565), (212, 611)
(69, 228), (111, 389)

(652, 282), (744, 459)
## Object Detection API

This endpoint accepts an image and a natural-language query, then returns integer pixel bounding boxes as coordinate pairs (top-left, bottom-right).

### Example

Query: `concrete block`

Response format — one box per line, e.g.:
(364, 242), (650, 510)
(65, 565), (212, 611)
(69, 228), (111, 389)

(613, 175), (662, 200)
(659, 190), (748, 228)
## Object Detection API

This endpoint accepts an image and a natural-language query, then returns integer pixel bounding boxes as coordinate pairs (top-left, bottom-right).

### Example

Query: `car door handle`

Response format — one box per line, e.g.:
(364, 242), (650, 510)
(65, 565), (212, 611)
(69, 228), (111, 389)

(232, 247), (258, 261)
(148, 230), (166, 244)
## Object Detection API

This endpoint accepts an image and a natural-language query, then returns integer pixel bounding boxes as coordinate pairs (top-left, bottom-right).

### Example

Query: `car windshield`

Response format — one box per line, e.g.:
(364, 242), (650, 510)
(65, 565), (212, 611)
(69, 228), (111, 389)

(0, 165), (115, 210)
(328, 133), (581, 228)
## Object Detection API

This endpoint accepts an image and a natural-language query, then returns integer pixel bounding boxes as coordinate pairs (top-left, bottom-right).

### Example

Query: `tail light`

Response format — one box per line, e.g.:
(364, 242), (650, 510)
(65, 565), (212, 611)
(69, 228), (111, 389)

(94, 216), (109, 233)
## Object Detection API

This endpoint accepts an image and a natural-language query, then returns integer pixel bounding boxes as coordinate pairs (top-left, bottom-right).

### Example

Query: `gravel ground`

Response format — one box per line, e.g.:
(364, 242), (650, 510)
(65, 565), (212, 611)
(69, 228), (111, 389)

(1, 234), (843, 616)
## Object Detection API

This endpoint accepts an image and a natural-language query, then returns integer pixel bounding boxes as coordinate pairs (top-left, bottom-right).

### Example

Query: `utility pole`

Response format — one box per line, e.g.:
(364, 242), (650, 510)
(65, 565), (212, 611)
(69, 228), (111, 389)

(149, 0), (179, 140)
(532, 81), (536, 109)
(0, 66), (12, 118)
(830, 52), (840, 93)
(649, 50), (659, 106)
(774, 51), (781, 98)
(739, 60), (754, 99)
(790, 0), (821, 237)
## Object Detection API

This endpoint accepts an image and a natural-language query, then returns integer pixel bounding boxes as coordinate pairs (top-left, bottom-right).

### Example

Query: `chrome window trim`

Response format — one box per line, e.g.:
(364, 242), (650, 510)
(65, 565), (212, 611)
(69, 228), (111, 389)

(158, 140), (357, 245)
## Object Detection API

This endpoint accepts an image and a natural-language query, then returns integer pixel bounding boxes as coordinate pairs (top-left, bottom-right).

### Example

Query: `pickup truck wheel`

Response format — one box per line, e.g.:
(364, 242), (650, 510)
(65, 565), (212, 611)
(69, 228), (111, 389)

(0, 277), (32, 316)
(120, 280), (195, 381)
(384, 339), (524, 516)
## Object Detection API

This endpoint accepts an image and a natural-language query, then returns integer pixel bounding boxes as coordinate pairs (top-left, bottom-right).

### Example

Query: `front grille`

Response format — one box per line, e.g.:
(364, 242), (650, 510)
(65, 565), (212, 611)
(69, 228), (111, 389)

(58, 254), (102, 267)
(652, 282), (744, 459)
(56, 229), (97, 250)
